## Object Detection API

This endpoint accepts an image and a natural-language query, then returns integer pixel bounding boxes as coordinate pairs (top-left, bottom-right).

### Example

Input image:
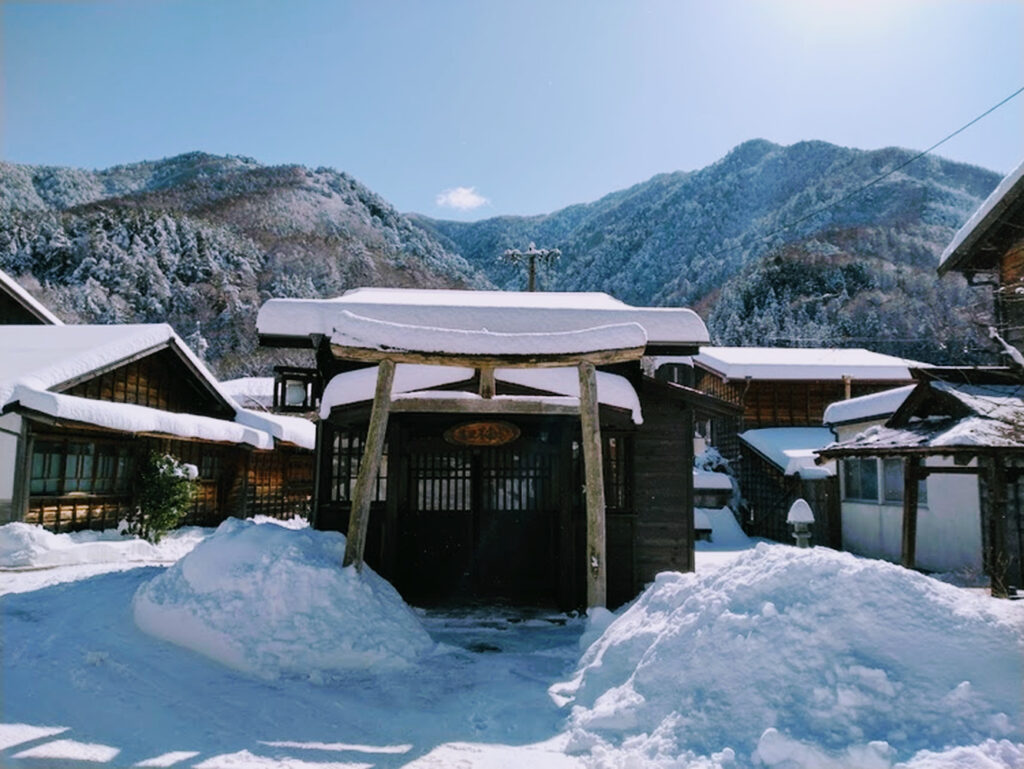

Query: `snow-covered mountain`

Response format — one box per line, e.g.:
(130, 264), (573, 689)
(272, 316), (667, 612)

(0, 153), (488, 376)
(0, 141), (1004, 374)
(414, 140), (1002, 363)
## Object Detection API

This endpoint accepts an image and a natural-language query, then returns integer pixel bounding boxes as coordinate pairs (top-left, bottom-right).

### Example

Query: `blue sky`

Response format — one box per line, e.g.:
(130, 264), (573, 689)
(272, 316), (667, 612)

(3, 0), (1022, 219)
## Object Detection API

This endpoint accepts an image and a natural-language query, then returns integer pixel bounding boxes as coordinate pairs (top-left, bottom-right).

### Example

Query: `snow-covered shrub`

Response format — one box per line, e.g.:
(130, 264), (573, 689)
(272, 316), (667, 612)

(126, 453), (198, 544)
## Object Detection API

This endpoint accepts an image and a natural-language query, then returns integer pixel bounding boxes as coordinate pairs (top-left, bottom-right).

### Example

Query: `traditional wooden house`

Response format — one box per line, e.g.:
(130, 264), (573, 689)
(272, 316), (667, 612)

(822, 381), (984, 575)
(652, 347), (924, 546)
(0, 269), (63, 326)
(257, 288), (710, 610)
(820, 159), (1024, 597)
(0, 324), (316, 530)
(819, 369), (1024, 595)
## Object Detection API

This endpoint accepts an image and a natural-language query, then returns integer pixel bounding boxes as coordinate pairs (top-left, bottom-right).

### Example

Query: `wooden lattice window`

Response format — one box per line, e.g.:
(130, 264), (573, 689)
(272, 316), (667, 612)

(30, 439), (133, 496)
(330, 430), (387, 503)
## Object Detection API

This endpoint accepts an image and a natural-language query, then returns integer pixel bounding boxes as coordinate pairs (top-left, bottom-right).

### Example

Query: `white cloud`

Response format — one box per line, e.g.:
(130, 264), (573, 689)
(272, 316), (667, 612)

(435, 186), (489, 211)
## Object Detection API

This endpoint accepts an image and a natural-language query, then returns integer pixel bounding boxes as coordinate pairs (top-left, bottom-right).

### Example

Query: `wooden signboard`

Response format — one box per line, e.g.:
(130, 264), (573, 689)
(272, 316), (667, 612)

(445, 421), (521, 447)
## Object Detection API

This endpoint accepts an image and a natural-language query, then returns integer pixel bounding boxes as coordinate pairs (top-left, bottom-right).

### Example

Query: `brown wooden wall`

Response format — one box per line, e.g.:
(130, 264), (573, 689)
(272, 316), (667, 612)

(64, 348), (231, 418)
(739, 445), (840, 547)
(997, 240), (1024, 353)
(21, 426), (313, 532)
(632, 379), (694, 583)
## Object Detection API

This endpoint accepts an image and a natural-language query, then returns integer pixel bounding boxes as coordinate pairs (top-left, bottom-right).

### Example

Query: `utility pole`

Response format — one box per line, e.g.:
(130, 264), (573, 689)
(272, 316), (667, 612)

(500, 243), (561, 292)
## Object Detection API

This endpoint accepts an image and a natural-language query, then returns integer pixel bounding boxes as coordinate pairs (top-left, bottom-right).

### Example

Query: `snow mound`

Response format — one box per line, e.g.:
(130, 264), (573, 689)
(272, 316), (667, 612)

(133, 519), (434, 679)
(552, 544), (1023, 765)
(0, 522), (206, 568)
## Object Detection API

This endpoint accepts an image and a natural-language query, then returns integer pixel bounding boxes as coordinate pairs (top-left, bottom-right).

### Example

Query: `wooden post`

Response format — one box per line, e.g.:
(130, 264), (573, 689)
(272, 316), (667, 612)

(343, 359), (395, 571)
(479, 366), (496, 399)
(900, 456), (920, 569)
(578, 361), (607, 608)
(986, 457), (1009, 598)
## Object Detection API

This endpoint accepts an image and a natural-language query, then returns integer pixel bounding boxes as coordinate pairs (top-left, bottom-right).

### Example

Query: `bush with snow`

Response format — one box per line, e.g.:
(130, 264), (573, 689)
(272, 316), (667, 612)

(133, 519), (435, 680)
(126, 453), (198, 543)
(552, 544), (1023, 766)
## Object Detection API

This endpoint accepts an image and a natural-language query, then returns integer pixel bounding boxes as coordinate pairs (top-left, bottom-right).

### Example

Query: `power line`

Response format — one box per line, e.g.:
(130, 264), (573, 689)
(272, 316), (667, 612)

(697, 85), (1024, 265)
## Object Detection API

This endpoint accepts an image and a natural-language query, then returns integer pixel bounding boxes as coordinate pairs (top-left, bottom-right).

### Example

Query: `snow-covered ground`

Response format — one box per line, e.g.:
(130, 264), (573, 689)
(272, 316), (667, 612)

(1, 512), (1021, 769)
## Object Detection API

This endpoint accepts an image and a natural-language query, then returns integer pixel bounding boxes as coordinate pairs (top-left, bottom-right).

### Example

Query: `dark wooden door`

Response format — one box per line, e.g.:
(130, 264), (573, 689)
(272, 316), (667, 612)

(397, 422), (563, 605)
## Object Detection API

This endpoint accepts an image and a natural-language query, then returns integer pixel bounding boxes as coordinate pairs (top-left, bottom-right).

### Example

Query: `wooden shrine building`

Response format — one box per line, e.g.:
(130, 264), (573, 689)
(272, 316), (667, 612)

(257, 288), (711, 610)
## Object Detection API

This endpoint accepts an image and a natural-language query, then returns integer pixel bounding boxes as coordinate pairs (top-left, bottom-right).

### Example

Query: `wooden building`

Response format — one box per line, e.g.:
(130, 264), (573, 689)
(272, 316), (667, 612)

(826, 158), (1024, 597)
(0, 324), (316, 530)
(938, 159), (1024, 352)
(822, 382), (984, 575)
(257, 288), (711, 610)
(819, 370), (1024, 596)
(653, 347), (922, 546)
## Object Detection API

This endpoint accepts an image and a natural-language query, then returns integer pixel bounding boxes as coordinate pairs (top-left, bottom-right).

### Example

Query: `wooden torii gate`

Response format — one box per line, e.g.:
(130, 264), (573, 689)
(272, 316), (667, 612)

(332, 311), (648, 609)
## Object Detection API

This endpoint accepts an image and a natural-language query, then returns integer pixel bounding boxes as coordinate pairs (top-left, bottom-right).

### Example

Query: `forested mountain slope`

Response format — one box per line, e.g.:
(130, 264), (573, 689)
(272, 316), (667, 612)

(0, 153), (488, 376)
(415, 140), (1001, 363)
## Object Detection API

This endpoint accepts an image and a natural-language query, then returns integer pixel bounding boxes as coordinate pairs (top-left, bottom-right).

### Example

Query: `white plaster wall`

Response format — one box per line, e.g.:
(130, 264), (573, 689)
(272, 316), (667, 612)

(0, 413), (22, 519)
(841, 501), (903, 563)
(915, 456), (982, 573)
(833, 421), (982, 574)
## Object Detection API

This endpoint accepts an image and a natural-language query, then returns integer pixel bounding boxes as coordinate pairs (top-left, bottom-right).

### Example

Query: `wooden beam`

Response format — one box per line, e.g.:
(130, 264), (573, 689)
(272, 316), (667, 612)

(389, 396), (583, 417)
(478, 367), (496, 399)
(578, 361), (607, 608)
(900, 456), (920, 569)
(329, 344), (646, 369)
(343, 359), (395, 571)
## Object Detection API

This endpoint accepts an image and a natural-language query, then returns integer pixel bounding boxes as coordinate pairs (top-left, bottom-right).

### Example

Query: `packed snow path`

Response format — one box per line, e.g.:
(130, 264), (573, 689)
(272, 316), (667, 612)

(2, 573), (584, 768)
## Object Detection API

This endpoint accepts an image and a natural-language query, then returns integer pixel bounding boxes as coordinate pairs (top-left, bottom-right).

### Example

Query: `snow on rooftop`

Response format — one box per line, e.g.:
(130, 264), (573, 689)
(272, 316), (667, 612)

(257, 288), (709, 347)
(320, 364), (644, 423)
(740, 427), (836, 476)
(11, 386), (274, 449)
(940, 158), (1024, 272)
(0, 325), (311, 450)
(329, 287), (632, 309)
(824, 381), (1024, 453)
(822, 384), (916, 425)
(0, 269), (63, 325)
(331, 310), (648, 358)
(695, 346), (926, 381)
(220, 377), (274, 408)
(0, 324), (184, 406)
(693, 469), (733, 490)
(234, 408), (315, 450)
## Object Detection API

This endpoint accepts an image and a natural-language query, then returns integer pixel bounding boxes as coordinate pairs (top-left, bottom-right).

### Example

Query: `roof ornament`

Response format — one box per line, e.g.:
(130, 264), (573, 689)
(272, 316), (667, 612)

(500, 242), (561, 292)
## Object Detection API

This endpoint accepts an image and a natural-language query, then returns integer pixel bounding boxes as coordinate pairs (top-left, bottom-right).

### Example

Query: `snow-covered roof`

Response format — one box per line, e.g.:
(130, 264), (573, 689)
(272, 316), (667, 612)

(10, 385), (274, 449)
(740, 427), (836, 477)
(258, 288), (709, 348)
(822, 385), (916, 426)
(233, 409), (315, 450)
(220, 377), (275, 408)
(319, 363), (644, 423)
(0, 269), (63, 325)
(819, 381), (1024, 454)
(0, 324), (314, 450)
(695, 347), (925, 381)
(331, 310), (648, 359)
(939, 159), (1024, 275)
(694, 470), (733, 491)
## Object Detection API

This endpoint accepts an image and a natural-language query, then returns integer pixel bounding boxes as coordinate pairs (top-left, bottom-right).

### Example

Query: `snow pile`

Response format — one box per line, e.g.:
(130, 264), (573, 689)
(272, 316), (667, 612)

(553, 544), (1023, 767)
(0, 522), (207, 568)
(133, 519), (435, 679)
